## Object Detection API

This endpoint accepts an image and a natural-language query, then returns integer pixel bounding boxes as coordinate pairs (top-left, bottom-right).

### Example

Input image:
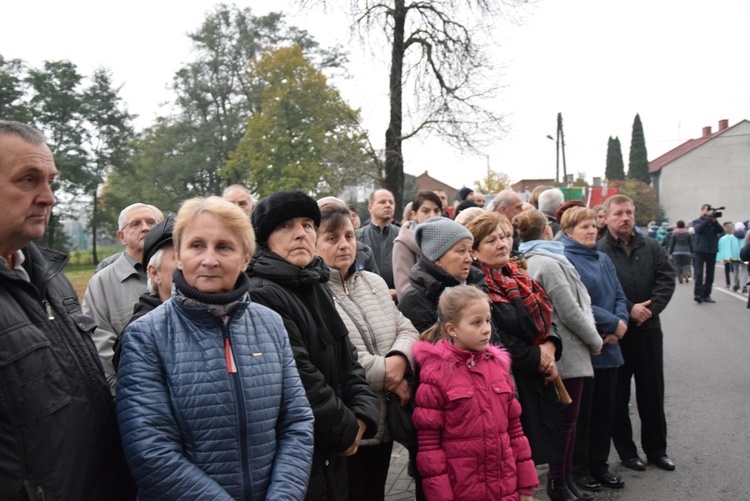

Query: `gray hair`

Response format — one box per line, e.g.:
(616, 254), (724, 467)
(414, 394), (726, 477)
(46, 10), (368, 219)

(118, 203), (163, 231)
(538, 188), (565, 214)
(0, 120), (47, 145)
(223, 184), (252, 199)
(146, 247), (165, 295)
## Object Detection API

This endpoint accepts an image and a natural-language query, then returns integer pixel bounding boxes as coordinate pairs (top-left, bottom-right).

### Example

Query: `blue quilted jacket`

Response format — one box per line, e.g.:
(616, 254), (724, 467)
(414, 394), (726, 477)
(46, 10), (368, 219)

(116, 295), (314, 500)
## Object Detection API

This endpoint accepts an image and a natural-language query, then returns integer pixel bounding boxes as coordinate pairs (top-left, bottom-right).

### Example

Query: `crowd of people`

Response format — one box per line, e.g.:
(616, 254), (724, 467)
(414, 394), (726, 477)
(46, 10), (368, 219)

(4, 118), (718, 500)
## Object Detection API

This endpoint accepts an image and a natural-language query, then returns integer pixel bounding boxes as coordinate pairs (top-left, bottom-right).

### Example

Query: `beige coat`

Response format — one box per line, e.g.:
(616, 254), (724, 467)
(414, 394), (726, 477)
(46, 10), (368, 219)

(392, 221), (421, 301)
(328, 268), (419, 444)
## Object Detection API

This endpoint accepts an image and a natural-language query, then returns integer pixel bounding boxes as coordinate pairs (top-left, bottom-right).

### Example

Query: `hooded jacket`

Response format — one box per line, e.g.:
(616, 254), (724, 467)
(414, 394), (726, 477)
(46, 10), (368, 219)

(246, 249), (379, 499)
(522, 245), (602, 379)
(413, 340), (538, 500)
(0, 243), (134, 500)
(328, 267), (419, 445)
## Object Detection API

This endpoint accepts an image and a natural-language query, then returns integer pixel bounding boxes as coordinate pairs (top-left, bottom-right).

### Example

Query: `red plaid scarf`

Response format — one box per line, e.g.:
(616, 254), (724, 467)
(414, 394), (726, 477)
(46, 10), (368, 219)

(481, 262), (553, 345)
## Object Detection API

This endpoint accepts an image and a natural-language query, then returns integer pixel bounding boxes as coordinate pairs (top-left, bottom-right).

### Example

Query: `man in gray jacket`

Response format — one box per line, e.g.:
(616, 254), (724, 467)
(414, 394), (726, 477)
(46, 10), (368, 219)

(83, 202), (162, 391)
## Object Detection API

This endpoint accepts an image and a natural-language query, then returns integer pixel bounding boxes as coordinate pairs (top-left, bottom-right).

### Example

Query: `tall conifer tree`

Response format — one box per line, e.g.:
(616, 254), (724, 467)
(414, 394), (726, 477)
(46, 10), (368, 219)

(605, 136), (625, 180)
(627, 113), (650, 183)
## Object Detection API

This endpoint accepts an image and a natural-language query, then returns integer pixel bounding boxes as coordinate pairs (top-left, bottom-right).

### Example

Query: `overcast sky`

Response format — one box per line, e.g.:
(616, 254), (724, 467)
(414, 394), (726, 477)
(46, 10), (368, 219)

(3, 0), (749, 192)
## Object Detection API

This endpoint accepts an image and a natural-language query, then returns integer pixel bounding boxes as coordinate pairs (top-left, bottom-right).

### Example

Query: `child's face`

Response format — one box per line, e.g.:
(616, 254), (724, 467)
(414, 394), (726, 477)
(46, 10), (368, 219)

(447, 300), (492, 352)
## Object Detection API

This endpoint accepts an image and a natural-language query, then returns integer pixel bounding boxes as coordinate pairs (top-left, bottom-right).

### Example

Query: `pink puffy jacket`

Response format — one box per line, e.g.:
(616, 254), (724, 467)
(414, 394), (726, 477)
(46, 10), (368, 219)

(413, 340), (538, 500)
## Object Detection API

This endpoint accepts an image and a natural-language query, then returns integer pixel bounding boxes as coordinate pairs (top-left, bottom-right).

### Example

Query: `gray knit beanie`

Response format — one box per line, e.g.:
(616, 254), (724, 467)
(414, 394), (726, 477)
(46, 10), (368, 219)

(415, 217), (474, 262)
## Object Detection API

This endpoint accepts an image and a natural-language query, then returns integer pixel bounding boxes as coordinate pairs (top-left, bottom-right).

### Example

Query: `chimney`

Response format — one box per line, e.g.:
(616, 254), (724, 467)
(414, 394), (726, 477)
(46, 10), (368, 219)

(718, 119), (729, 131)
(592, 177), (601, 187)
(702, 126), (712, 138)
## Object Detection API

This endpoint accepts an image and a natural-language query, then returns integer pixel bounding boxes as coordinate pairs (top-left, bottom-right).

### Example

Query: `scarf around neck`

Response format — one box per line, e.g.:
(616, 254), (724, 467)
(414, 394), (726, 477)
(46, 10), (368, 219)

(480, 261), (553, 344)
(172, 269), (250, 321)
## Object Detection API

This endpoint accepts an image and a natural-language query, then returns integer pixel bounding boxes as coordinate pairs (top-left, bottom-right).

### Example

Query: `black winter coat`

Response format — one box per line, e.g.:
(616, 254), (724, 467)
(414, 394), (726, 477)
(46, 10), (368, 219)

(0, 244), (134, 500)
(247, 249), (379, 500)
(598, 231), (675, 330)
(398, 256), (487, 334)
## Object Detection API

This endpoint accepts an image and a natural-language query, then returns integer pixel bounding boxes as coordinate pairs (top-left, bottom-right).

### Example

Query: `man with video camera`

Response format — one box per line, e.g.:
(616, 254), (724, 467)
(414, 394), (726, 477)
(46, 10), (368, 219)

(692, 204), (725, 303)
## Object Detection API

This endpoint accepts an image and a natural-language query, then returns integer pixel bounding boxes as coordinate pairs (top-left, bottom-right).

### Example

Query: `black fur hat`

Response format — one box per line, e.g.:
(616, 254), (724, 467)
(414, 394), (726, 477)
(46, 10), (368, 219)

(252, 191), (321, 246)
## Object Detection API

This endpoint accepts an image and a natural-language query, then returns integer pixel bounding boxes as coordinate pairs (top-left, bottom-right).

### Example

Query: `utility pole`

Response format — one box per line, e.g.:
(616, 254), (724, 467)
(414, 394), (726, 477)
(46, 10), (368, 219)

(556, 112), (568, 185)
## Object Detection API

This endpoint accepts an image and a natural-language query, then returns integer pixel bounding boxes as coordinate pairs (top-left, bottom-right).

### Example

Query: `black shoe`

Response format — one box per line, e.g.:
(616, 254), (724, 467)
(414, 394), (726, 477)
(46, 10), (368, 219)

(546, 478), (579, 501)
(694, 295), (702, 304)
(592, 470), (624, 489)
(566, 475), (594, 500)
(648, 455), (676, 471)
(733, 285), (740, 292)
(572, 474), (601, 492)
(702, 296), (716, 303)
(621, 457), (647, 471)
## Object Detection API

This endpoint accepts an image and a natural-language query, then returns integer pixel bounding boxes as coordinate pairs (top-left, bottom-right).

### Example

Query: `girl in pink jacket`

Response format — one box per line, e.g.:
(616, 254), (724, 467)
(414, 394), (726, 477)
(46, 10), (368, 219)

(413, 285), (538, 500)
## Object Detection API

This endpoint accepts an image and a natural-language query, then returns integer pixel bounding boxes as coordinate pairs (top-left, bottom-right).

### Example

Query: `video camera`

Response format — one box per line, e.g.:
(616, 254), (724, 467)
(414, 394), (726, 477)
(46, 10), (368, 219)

(707, 206), (725, 218)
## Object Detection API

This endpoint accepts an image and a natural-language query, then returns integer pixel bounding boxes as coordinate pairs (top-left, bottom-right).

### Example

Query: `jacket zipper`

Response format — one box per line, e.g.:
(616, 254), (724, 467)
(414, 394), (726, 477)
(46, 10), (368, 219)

(223, 326), (252, 498)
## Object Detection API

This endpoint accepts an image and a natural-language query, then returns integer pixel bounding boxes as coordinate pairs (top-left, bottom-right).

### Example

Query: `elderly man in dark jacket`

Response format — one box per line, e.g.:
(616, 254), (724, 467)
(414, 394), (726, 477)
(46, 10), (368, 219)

(598, 195), (676, 473)
(691, 204), (725, 303)
(0, 121), (134, 500)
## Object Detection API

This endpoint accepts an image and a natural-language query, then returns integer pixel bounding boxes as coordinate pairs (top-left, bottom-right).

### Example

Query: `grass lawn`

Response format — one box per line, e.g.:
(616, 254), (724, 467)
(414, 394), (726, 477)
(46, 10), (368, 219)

(64, 265), (96, 303)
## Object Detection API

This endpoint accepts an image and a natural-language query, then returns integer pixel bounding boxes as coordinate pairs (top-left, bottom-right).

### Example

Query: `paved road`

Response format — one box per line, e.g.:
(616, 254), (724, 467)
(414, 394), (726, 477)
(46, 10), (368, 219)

(385, 270), (750, 500)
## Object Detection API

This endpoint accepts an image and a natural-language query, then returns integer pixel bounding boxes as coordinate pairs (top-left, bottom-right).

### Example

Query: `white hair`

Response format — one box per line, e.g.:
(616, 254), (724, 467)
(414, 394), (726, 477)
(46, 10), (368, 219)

(538, 188), (565, 214)
(146, 247), (165, 295)
(118, 203), (163, 231)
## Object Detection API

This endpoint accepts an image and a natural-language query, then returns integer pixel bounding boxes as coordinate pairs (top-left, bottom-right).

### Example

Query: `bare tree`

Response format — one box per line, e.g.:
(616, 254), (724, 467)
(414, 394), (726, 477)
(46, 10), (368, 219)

(302, 0), (524, 210)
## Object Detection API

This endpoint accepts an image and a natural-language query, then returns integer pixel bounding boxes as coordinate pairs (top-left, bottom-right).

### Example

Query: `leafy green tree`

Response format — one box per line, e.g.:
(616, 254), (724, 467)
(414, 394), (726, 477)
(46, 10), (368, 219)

(475, 170), (511, 194)
(24, 60), (88, 251)
(103, 5), (345, 215)
(627, 113), (650, 184)
(605, 136), (625, 180)
(80, 68), (135, 262)
(0, 55), (29, 121)
(223, 46), (373, 198)
(607, 179), (659, 226)
(302, 0), (522, 212)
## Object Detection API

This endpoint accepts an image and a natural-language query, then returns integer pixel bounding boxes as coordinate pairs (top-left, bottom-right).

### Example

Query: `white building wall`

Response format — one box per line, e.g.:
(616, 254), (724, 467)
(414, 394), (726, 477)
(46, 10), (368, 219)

(657, 121), (750, 224)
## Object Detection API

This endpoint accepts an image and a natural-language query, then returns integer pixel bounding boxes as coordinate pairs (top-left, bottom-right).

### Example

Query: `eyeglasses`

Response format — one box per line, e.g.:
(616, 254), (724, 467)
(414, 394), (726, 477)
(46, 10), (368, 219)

(124, 218), (158, 231)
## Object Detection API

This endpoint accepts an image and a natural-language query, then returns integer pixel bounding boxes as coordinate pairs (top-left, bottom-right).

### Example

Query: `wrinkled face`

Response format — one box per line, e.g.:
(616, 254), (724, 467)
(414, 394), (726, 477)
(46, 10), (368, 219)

(569, 218), (598, 248)
(118, 207), (160, 259)
(369, 189), (395, 224)
(0, 135), (57, 257)
(596, 208), (606, 229)
(433, 190), (448, 211)
(413, 200), (442, 224)
(447, 299), (492, 352)
(435, 238), (473, 281)
(316, 217), (357, 275)
(499, 193), (524, 221)
(605, 202), (635, 240)
(223, 187), (253, 216)
(472, 224), (511, 270)
(149, 244), (177, 301)
(473, 193), (486, 208)
(177, 213), (250, 293)
(266, 217), (317, 268)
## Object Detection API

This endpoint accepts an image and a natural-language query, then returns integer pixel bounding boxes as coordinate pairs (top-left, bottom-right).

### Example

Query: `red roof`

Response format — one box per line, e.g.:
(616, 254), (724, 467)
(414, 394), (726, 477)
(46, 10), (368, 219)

(649, 120), (747, 174)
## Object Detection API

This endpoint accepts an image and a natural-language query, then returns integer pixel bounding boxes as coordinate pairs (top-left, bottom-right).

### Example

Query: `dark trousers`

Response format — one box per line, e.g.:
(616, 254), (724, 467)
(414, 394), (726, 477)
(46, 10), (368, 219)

(348, 441), (394, 501)
(573, 368), (618, 476)
(693, 252), (717, 298)
(613, 327), (667, 460)
(549, 377), (585, 480)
